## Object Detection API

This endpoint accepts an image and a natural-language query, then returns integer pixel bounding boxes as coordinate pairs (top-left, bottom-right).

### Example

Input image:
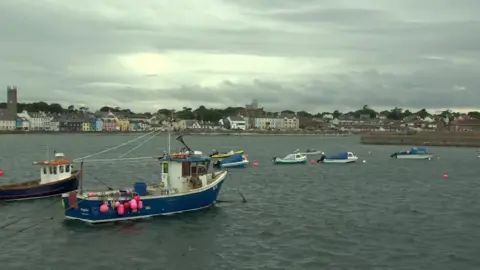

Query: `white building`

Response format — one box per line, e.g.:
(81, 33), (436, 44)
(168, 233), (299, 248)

(17, 110), (52, 130)
(50, 117), (60, 131)
(227, 116), (246, 130)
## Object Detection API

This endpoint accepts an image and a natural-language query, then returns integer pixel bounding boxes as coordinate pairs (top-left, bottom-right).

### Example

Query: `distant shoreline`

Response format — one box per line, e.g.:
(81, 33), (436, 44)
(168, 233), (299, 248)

(0, 130), (353, 137)
(360, 132), (480, 147)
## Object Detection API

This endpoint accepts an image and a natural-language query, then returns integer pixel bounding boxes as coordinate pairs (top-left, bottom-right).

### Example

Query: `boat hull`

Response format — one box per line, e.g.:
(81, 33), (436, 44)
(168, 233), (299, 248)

(299, 151), (323, 156)
(394, 154), (433, 159)
(0, 172), (80, 202)
(273, 159), (307, 165)
(61, 173), (227, 224)
(221, 160), (249, 168)
(322, 158), (357, 164)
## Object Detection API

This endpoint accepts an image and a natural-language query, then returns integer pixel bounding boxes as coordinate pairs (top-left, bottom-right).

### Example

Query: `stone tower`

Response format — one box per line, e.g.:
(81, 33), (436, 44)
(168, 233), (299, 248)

(7, 86), (18, 120)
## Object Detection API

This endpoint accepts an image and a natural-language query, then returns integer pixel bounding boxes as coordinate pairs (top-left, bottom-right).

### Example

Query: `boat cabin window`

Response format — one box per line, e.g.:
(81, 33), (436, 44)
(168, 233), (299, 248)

(348, 153), (353, 157)
(65, 165), (70, 172)
(59, 165), (64, 173)
(43, 167), (47, 174)
(191, 164), (198, 175)
(182, 162), (191, 177)
(295, 154), (301, 158)
(49, 166), (53, 174)
(53, 166), (57, 175)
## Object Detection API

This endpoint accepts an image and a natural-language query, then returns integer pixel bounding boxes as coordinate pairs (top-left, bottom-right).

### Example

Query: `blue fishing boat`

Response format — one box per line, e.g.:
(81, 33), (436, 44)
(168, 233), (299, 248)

(61, 120), (228, 224)
(213, 153), (249, 169)
(390, 147), (433, 159)
(0, 152), (80, 202)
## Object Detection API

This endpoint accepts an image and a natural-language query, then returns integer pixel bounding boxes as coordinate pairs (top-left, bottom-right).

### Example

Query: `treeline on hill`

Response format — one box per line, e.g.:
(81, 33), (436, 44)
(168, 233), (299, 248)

(1, 102), (479, 122)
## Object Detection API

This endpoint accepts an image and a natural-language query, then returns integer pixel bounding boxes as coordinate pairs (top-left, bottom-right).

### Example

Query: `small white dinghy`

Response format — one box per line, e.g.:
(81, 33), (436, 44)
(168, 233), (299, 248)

(273, 153), (308, 165)
(317, 152), (358, 164)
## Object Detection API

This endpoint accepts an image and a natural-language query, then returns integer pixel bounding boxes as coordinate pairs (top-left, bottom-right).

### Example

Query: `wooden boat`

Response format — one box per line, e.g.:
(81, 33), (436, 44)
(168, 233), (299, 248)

(0, 152), (80, 202)
(210, 149), (245, 159)
(317, 152), (358, 164)
(62, 130), (228, 224)
(390, 147), (433, 159)
(272, 153), (307, 165)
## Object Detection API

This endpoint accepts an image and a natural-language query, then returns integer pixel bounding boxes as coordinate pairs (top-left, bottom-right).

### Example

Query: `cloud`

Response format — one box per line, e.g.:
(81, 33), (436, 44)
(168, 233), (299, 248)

(0, 0), (478, 113)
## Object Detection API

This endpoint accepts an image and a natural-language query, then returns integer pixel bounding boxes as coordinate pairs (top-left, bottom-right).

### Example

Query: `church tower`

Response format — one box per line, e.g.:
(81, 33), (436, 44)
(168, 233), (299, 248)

(7, 86), (18, 120)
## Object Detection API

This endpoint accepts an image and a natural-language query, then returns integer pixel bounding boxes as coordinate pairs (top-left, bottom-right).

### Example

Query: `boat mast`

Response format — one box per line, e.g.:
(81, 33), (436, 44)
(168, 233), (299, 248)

(168, 109), (174, 155)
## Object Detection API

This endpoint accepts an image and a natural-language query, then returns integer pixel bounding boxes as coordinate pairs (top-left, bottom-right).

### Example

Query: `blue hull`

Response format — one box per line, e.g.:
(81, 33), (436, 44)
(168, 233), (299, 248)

(0, 172), (80, 202)
(62, 177), (226, 224)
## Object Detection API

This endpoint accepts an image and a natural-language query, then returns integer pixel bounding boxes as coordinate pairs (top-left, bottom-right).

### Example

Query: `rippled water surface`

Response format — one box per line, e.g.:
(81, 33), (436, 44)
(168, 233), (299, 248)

(0, 134), (479, 270)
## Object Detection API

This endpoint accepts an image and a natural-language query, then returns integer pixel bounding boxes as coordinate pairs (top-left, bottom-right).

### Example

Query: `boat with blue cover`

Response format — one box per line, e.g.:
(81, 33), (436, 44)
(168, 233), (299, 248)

(213, 153), (249, 169)
(317, 152), (358, 164)
(0, 152), (80, 202)
(61, 120), (228, 224)
(390, 147), (433, 159)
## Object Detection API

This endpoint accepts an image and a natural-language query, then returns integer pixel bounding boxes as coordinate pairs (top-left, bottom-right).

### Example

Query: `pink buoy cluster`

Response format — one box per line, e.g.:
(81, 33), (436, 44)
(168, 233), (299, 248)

(99, 194), (144, 215)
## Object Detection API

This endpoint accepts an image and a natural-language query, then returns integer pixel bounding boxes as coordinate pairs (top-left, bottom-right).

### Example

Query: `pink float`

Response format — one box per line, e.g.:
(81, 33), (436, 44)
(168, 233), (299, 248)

(253, 162), (259, 167)
(88, 192), (96, 197)
(138, 201), (143, 209)
(114, 201), (121, 207)
(123, 202), (130, 209)
(99, 204), (109, 213)
(310, 160), (316, 164)
(0, 170), (4, 176)
(134, 195), (140, 202)
(129, 199), (138, 210)
(117, 205), (125, 215)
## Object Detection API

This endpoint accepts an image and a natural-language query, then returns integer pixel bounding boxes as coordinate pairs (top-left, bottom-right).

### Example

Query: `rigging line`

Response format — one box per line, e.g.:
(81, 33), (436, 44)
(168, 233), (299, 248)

(84, 170), (114, 190)
(1, 197), (86, 243)
(73, 156), (158, 163)
(117, 130), (162, 159)
(0, 198), (64, 229)
(73, 130), (158, 162)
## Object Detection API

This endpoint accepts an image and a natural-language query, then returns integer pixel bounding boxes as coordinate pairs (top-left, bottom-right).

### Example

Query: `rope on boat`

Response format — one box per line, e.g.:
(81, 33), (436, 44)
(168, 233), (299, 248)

(117, 130), (163, 159)
(73, 130), (158, 162)
(74, 156), (158, 163)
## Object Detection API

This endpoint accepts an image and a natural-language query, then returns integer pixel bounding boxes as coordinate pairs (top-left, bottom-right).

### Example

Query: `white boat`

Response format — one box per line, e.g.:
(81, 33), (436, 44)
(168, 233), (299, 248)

(390, 147), (433, 159)
(295, 149), (324, 155)
(317, 152), (358, 164)
(273, 153), (307, 165)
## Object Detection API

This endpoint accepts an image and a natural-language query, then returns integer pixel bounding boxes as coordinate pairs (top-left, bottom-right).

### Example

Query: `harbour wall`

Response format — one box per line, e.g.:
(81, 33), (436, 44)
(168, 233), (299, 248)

(360, 132), (480, 147)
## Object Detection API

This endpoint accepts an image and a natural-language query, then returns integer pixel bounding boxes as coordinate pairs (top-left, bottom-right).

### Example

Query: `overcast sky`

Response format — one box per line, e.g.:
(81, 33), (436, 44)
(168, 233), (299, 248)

(0, 0), (479, 113)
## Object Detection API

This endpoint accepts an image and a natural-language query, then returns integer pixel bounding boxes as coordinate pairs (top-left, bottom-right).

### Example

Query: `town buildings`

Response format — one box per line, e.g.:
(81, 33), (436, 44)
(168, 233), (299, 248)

(1, 88), (479, 133)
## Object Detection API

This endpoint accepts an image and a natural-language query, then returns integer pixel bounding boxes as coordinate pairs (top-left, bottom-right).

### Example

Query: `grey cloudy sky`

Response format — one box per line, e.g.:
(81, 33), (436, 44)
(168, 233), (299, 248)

(0, 0), (479, 113)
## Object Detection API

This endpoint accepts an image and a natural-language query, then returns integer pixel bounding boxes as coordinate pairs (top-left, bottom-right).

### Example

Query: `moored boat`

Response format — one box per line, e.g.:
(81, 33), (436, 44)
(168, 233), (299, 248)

(0, 152), (80, 202)
(390, 147), (433, 159)
(61, 120), (228, 224)
(272, 153), (307, 165)
(295, 149), (324, 155)
(213, 153), (249, 169)
(210, 149), (245, 159)
(317, 152), (358, 164)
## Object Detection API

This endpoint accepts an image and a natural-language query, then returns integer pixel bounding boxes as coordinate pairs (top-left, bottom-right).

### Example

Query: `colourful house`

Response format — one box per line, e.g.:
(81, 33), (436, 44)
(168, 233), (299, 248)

(95, 119), (103, 131)
(119, 119), (130, 131)
(89, 119), (97, 131)
(16, 117), (22, 129)
(82, 122), (90, 131)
